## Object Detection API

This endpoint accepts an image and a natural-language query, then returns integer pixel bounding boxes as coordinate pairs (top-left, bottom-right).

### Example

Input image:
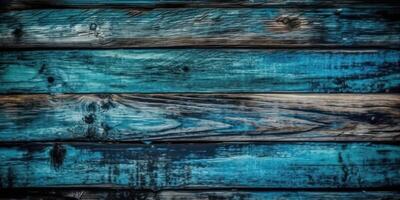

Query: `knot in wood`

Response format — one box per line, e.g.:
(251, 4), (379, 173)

(90, 23), (97, 31)
(12, 27), (23, 39)
(84, 113), (96, 124)
(276, 15), (301, 29)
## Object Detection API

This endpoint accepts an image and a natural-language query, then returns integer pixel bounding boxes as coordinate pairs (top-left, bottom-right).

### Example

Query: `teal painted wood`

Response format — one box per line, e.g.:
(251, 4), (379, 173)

(1, 8), (399, 48)
(1, 50), (399, 93)
(0, 94), (399, 142)
(2, 0), (399, 9)
(1, 189), (400, 200)
(135, 191), (400, 200)
(0, 142), (399, 188)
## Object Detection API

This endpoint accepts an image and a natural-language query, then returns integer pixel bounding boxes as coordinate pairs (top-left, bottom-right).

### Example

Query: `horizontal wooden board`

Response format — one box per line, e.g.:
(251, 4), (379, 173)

(0, 8), (399, 48)
(0, 142), (399, 188)
(1, 189), (400, 200)
(0, 94), (399, 142)
(2, 0), (400, 9)
(1, 49), (400, 93)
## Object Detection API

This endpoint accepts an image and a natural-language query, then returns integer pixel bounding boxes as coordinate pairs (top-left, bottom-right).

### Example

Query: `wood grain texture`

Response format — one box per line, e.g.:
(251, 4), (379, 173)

(1, 189), (400, 200)
(0, 94), (399, 142)
(1, 8), (399, 48)
(2, 0), (400, 10)
(1, 49), (400, 93)
(0, 142), (399, 188)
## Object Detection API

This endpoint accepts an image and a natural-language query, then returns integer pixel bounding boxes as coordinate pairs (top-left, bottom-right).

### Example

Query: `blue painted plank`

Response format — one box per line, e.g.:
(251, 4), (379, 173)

(1, 189), (400, 200)
(0, 49), (399, 93)
(3, 0), (399, 9)
(1, 8), (399, 48)
(0, 142), (399, 188)
(0, 94), (399, 142)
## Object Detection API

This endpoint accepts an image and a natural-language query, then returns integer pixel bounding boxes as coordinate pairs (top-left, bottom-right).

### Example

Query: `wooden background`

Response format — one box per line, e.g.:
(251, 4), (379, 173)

(0, 0), (399, 199)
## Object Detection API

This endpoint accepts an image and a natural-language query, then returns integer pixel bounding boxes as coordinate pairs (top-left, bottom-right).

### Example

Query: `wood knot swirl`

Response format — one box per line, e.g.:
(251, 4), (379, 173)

(266, 14), (311, 33)
(275, 16), (302, 30)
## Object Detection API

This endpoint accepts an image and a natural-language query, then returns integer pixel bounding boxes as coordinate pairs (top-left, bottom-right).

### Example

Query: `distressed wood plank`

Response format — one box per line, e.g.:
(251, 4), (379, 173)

(1, 8), (399, 48)
(1, 189), (400, 200)
(0, 94), (399, 142)
(2, 0), (400, 9)
(1, 49), (399, 93)
(0, 142), (399, 188)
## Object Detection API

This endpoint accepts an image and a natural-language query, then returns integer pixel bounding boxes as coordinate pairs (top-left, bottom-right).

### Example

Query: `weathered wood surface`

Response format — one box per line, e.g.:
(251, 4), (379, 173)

(0, 94), (399, 142)
(1, 189), (400, 200)
(1, 8), (400, 48)
(2, 0), (400, 10)
(0, 142), (399, 188)
(1, 49), (400, 93)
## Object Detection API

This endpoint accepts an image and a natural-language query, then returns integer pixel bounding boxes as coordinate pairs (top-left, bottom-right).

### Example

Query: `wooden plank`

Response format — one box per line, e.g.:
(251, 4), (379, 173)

(0, 142), (399, 188)
(1, 49), (400, 93)
(1, 189), (400, 200)
(1, 8), (399, 48)
(2, 0), (400, 9)
(0, 94), (399, 142)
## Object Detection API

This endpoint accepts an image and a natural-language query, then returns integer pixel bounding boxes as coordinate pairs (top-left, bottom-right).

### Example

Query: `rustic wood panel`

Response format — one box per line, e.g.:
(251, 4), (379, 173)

(1, 1), (399, 198)
(1, 189), (400, 200)
(0, 142), (399, 188)
(1, 49), (399, 93)
(2, 0), (400, 10)
(0, 94), (399, 142)
(1, 8), (399, 48)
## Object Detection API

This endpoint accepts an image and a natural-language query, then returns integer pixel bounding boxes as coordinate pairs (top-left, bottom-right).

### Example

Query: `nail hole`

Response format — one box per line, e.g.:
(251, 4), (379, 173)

(12, 27), (23, 38)
(182, 66), (190, 72)
(47, 76), (55, 83)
